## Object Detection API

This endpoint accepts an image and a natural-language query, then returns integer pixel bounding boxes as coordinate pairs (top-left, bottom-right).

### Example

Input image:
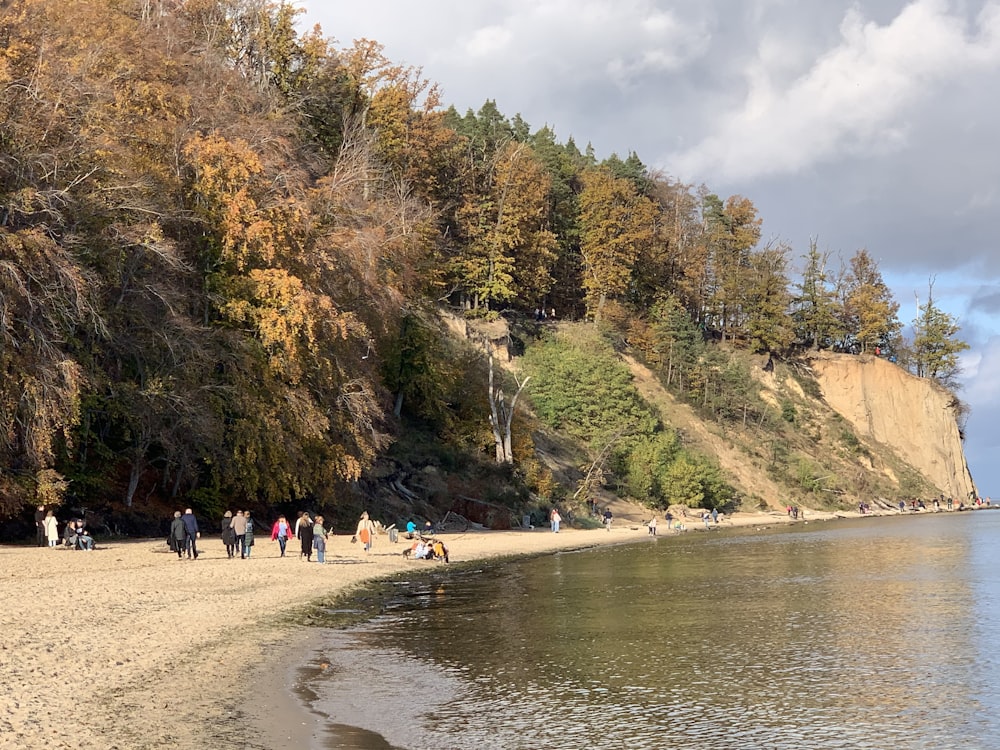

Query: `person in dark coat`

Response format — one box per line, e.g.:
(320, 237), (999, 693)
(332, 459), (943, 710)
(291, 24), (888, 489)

(181, 508), (200, 559)
(221, 511), (237, 559)
(170, 511), (186, 559)
(35, 505), (46, 547)
(298, 514), (314, 562)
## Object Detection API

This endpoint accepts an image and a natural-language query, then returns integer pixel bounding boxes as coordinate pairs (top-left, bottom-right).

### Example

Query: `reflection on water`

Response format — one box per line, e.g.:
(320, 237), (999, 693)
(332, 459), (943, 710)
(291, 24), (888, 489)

(302, 513), (1000, 749)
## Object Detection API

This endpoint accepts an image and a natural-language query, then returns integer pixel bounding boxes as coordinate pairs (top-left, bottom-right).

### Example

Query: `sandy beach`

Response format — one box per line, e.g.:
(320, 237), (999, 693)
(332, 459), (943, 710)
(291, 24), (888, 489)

(0, 507), (845, 750)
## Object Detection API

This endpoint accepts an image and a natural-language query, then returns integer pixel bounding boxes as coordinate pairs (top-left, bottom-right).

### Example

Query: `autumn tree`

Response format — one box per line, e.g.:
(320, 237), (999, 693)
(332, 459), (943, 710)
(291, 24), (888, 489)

(454, 142), (558, 311)
(842, 249), (901, 354)
(638, 177), (707, 318)
(702, 194), (762, 342)
(578, 168), (657, 322)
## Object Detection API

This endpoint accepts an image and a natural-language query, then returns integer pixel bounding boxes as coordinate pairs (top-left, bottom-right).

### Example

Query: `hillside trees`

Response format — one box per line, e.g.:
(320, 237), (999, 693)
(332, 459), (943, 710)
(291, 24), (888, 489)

(0, 0), (938, 522)
(842, 249), (901, 354)
(578, 168), (657, 322)
(703, 194), (762, 342)
(792, 241), (842, 350)
(911, 280), (968, 387)
(743, 243), (794, 354)
(454, 142), (558, 311)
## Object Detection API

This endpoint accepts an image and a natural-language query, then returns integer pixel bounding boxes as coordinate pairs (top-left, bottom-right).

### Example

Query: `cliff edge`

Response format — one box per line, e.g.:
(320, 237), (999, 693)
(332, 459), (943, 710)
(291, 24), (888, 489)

(808, 351), (975, 502)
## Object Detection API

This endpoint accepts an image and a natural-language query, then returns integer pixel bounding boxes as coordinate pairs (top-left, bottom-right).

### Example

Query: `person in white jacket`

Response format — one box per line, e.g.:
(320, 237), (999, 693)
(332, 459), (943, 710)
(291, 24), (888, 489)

(43, 510), (59, 547)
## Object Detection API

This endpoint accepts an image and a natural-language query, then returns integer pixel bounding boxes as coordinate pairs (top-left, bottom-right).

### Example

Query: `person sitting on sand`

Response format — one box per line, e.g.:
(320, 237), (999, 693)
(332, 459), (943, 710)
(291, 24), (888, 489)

(431, 540), (449, 563)
(76, 523), (94, 551)
(405, 540), (431, 560)
(64, 519), (78, 548)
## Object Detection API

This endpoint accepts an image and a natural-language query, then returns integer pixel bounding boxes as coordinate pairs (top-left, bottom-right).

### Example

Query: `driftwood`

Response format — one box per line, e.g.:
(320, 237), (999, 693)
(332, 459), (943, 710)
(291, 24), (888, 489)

(391, 478), (420, 502)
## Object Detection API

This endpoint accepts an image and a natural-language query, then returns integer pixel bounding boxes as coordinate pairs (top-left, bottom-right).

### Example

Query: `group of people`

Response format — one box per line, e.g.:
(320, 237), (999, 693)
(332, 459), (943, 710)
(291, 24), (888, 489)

(403, 537), (449, 562)
(170, 508), (381, 564)
(219, 509), (255, 559)
(33, 505), (94, 550)
(168, 508), (202, 559)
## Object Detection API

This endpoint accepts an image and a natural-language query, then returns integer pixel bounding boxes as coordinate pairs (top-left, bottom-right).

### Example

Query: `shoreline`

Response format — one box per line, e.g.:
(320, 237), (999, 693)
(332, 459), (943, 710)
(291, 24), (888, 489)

(0, 505), (957, 750)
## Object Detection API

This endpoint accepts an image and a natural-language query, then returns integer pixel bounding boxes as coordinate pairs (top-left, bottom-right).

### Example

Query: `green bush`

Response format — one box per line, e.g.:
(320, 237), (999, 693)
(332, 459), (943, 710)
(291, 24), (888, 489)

(523, 331), (658, 448)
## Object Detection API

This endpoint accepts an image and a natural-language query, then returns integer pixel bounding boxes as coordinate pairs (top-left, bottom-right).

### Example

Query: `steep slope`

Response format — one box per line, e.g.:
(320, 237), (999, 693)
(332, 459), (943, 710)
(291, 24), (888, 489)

(808, 352), (975, 501)
(623, 355), (791, 508)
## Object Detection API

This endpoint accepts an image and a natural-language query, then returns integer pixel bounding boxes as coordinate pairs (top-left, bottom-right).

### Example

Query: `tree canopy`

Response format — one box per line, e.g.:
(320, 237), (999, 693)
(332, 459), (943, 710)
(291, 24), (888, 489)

(0, 0), (955, 520)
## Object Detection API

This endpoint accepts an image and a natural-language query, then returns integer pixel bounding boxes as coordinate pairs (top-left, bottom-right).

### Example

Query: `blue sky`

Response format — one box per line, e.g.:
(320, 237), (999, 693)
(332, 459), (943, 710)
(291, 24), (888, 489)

(301, 0), (1000, 495)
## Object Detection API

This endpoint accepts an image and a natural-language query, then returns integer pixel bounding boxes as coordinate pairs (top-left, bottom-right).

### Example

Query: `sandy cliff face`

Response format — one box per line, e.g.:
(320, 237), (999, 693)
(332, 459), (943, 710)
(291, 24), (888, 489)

(809, 352), (976, 501)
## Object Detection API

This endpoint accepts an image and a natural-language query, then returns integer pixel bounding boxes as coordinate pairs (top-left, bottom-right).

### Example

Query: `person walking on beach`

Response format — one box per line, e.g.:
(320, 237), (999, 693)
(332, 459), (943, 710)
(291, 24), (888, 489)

(293, 512), (308, 557)
(550, 507), (561, 533)
(603, 508), (613, 531)
(35, 505), (47, 547)
(170, 511), (186, 559)
(243, 510), (255, 558)
(42, 510), (59, 547)
(231, 510), (248, 558)
(182, 508), (200, 559)
(313, 515), (328, 563)
(648, 516), (657, 536)
(355, 511), (376, 552)
(271, 515), (291, 557)
(221, 511), (237, 559)
(298, 514), (314, 562)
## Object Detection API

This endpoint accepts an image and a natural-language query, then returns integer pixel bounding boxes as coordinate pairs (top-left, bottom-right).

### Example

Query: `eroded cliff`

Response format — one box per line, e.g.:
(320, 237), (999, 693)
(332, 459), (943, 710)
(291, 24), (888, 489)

(809, 351), (975, 501)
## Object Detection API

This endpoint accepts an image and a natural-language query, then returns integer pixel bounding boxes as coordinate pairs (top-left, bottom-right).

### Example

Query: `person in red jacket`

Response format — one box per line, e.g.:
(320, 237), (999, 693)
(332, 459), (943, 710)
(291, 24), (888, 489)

(270, 515), (292, 557)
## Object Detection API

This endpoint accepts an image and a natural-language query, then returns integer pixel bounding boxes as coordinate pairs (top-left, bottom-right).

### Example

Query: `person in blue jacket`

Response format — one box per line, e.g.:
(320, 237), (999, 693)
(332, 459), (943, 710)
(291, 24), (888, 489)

(182, 508), (200, 559)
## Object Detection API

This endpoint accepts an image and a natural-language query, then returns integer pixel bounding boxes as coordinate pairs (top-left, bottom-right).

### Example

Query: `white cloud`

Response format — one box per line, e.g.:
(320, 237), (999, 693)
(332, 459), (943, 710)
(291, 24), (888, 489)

(464, 25), (512, 57)
(669, 0), (1000, 182)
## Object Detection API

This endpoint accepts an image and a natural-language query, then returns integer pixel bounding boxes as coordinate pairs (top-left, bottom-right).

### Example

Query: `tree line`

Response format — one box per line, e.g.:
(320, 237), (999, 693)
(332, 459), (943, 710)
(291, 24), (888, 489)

(0, 0), (967, 518)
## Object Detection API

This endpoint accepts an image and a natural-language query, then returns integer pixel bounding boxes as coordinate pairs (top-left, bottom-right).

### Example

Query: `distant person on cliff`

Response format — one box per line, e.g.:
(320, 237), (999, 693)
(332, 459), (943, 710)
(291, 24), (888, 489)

(298, 514), (314, 561)
(170, 511), (185, 559)
(182, 508), (200, 559)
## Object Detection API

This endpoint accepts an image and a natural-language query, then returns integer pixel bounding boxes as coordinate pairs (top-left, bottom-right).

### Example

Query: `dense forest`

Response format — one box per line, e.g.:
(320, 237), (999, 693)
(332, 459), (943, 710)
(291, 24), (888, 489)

(0, 0), (968, 532)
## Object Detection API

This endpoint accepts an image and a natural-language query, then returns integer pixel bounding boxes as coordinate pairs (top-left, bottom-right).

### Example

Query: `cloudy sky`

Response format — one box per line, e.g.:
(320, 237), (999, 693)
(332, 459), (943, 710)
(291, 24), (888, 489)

(301, 0), (1000, 495)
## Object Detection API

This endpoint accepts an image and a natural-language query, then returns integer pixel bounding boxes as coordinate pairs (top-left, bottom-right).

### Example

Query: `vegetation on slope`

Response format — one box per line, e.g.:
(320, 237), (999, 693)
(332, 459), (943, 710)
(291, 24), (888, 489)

(0, 0), (968, 536)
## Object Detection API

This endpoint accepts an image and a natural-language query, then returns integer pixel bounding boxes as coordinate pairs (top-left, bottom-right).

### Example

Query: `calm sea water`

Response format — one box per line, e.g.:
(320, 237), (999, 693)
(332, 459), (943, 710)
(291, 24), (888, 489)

(297, 512), (1000, 749)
